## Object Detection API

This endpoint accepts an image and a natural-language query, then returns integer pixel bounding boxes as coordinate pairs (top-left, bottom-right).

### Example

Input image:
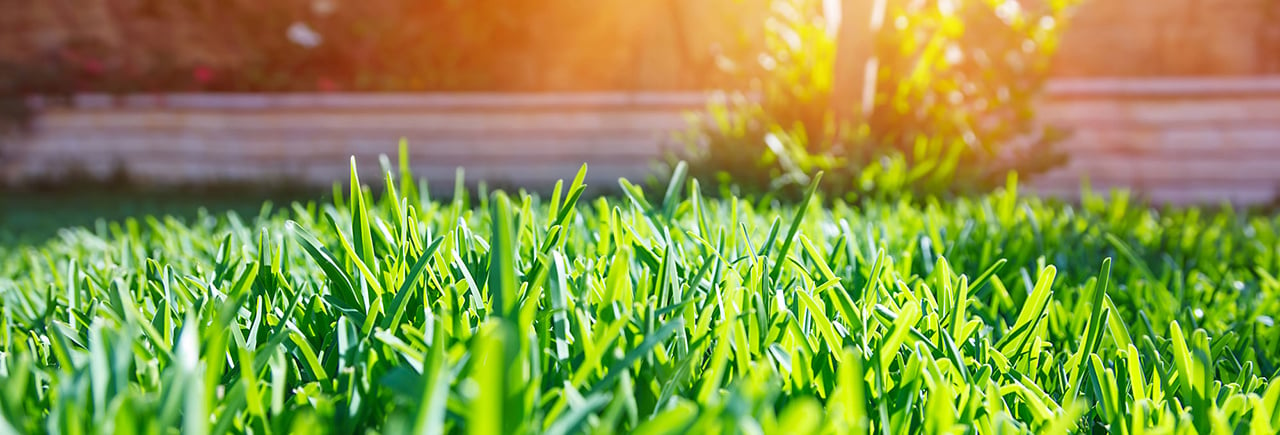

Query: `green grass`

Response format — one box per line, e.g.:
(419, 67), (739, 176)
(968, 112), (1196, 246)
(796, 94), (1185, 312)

(1, 153), (1278, 434)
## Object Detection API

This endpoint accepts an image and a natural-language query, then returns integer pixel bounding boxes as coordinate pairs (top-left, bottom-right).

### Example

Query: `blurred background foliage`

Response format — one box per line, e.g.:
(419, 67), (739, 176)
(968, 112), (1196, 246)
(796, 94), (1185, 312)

(678, 0), (1080, 200)
(2, 0), (1080, 201)
(0, 0), (768, 92)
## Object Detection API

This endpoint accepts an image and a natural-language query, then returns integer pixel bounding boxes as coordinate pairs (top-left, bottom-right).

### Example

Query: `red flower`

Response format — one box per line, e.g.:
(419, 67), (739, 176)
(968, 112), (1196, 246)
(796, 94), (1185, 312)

(62, 49), (105, 75)
(316, 77), (339, 92)
(193, 66), (215, 85)
(82, 59), (105, 75)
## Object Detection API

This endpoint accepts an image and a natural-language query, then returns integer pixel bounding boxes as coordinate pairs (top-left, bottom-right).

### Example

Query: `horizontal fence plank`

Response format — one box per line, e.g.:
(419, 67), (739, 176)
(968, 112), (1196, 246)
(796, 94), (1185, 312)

(1044, 76), (1280, 98)
(1053, 127), (1280, 156)
(34, 77), (1280, 110)
(35, 110), (692, 133)
(1040, 99), (1280, 125)
(21, 132), (679, 161)
(1035, 157), (1280, 184)
(50, 92), (716, 111)
(109, 159), (654, 190)
(1027, 184), (1278, 206)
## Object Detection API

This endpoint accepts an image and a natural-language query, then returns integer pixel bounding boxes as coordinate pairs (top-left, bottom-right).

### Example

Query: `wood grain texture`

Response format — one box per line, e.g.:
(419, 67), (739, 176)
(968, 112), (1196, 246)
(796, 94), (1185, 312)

(7, 78), (1280, 204)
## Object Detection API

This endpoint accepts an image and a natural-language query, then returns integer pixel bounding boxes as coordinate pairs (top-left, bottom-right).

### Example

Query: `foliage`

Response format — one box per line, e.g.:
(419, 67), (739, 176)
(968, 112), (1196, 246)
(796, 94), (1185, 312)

(2, 153), (1279, 433)
(681, 0), (1077, 199)
(1, 0), (746, 94)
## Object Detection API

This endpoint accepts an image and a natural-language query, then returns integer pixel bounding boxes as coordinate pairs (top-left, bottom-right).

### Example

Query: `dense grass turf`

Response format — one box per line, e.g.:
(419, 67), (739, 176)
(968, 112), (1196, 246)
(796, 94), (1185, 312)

(2, 155), (1279, 433)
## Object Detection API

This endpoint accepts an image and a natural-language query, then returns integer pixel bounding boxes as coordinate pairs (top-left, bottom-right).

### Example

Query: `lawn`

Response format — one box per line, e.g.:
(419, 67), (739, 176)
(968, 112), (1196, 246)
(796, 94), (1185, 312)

(1, 156), (1278, 433)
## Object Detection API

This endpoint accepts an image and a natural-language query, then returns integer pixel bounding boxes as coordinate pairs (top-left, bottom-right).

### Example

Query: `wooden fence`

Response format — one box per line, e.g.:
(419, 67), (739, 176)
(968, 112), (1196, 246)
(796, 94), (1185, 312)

(4, 77), (1280, 205)
(1035, 77), (1280, 205)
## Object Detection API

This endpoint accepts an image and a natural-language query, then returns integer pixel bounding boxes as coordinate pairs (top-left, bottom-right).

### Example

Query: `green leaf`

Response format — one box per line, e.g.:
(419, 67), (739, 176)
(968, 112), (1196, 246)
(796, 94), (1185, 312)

(350, 156), (377, 271)
(383, 236), (445, 331)
(661, 161), (689, 222)
(288, 221), (361, 313)
(769, 171), (823, 283)
(487, 192), (518, 320)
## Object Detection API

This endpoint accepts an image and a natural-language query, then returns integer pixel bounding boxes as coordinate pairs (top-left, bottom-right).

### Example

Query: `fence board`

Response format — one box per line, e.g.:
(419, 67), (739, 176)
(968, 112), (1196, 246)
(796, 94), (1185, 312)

(23, 133), (674, 160)
(37, 110), (691, 133)
(7, 78), (1280, 204)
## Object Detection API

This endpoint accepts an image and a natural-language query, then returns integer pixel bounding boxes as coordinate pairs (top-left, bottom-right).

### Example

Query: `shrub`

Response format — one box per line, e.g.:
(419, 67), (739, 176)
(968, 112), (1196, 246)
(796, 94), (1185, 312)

(680, 0), (1077, 200)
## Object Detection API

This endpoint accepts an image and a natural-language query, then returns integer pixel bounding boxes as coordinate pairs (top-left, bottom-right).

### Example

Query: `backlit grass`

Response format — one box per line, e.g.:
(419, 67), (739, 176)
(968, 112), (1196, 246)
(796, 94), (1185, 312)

(2, 152), (1278, 433)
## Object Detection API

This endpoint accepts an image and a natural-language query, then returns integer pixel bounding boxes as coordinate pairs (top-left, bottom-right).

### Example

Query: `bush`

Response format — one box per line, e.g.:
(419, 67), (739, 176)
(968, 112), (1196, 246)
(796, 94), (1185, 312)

(680, 0), (1077, 200)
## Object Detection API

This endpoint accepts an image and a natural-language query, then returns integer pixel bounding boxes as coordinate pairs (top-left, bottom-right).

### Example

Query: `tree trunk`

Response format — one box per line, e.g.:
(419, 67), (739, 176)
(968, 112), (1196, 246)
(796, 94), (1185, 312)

(830, 0), (887, 121)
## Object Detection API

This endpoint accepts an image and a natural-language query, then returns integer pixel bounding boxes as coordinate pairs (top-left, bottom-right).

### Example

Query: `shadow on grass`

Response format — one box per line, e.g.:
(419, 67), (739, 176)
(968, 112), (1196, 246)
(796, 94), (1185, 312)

(0, 181), (329, 245)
